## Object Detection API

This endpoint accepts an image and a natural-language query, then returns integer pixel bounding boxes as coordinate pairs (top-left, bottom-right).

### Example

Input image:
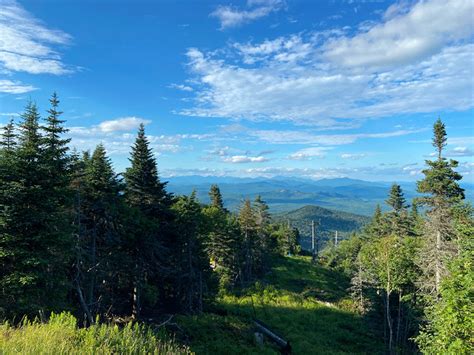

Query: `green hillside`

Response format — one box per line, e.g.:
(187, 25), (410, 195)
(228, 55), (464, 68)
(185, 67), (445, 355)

(274, 205), (370, 250)
(175, 255), (383, 354)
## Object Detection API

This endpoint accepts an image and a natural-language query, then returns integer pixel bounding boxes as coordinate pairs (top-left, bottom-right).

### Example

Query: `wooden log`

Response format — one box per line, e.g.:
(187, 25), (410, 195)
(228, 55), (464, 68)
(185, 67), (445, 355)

(254, 319), (292, 354)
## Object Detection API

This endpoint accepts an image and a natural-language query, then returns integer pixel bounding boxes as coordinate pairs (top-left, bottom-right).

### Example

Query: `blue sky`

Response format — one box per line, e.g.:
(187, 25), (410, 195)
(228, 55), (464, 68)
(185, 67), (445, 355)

(0, 0), (473, 182)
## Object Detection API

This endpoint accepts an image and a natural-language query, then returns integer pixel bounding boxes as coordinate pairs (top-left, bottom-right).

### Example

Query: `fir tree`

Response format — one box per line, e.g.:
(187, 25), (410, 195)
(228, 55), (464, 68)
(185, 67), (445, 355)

(386, 184), (407, 213)
(209, 184), (225, 210)
(0, 119), (16, 151)
(123, 124), (171, 318)
(124, 123), (170, 217)
(417, 118), (464, 295)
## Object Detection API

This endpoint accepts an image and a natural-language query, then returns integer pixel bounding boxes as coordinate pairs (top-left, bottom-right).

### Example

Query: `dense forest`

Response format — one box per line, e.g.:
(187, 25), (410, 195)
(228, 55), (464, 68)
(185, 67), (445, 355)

(1, 94), (472, 354)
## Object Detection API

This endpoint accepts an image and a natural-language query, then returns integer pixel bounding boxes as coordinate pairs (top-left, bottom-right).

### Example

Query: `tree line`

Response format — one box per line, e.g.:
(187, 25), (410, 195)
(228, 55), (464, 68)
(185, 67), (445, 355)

(0, 94), (300, 323)
(322, 119), (472, 354)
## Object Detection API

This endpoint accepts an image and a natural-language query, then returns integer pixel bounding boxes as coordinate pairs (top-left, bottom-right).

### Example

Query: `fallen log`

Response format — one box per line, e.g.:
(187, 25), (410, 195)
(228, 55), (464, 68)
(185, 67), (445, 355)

(254, 319), (292, 354)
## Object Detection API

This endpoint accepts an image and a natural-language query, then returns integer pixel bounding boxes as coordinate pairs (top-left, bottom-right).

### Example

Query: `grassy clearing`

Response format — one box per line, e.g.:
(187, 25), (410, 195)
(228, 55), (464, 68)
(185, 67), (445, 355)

(176, 256), (383, 354)
(1, 257), (382, 354)
(0, 312), (189, 354)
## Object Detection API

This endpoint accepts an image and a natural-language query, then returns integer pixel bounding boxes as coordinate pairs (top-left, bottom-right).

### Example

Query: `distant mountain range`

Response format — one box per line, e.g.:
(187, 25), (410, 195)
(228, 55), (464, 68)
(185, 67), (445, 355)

(165, 175), (474, 216)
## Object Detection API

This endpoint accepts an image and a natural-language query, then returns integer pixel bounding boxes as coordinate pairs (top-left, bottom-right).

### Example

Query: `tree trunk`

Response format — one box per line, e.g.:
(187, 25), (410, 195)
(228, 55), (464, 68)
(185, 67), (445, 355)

(132, 263), (141, 320)
(386, 288), (393, 353)
(435, 230), (441, 294)
(396, 291), (402, 347)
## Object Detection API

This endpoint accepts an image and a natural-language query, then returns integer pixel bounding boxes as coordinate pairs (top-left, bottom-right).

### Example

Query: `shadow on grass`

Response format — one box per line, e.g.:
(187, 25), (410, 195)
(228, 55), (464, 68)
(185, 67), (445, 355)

(176, 303), (383, 355)
(174, 256), (383, 354)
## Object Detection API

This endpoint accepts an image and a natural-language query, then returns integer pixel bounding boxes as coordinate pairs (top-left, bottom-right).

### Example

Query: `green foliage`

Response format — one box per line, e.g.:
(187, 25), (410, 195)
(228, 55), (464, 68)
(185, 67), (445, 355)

(0, 312), (189, 354)
(276, 205), (369, 250)
(178, 256), (383, 354)
(416, 238), (474, 354)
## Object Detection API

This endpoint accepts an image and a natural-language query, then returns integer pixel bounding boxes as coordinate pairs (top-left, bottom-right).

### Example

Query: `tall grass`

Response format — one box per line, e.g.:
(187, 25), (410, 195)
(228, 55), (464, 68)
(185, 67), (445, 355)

(0, 312), (190, 354)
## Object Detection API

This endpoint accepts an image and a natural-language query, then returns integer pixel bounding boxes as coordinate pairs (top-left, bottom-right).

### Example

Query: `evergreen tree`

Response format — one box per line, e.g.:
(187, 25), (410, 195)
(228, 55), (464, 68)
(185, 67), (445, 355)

(238, 199), (257, 283)
(209, 184), (225, 210)
(0, 102), (71, 316)
(386, 184), (407, 213)
(386, 184), (411, 237)
(76, 145), (123, 316)
(123, 124), (172, 318)
(172, 192), (213, 313)
(124, 123), (171, 218)
(0, 119), (16, 151)
(417, 118), (464, 295)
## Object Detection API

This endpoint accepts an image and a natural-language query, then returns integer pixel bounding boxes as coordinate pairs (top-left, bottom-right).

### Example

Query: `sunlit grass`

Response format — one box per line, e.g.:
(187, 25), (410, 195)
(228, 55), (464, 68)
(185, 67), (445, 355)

(178, 256), (383, 354)
(0, 312), (190, 354)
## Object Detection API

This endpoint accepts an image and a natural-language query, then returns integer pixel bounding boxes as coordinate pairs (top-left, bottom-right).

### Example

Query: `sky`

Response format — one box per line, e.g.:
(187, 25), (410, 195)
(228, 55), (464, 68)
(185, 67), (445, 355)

(0, 0), (473, 182)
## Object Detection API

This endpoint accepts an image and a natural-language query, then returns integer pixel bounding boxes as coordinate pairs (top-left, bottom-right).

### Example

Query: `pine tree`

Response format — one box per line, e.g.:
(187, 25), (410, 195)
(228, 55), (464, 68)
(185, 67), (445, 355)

(0, 102), (71, 316)
(123, 124), (172, 318)
(417, 118), (464, 296)
(386, 184), (411, 237)
(76, 145), (123, 316)
(124, 123), (170, 218)
(209, 184), (225, 210)
(386, 184), (407, 213)
(172, 192), (212, 313)
(0, 119), (16, 151)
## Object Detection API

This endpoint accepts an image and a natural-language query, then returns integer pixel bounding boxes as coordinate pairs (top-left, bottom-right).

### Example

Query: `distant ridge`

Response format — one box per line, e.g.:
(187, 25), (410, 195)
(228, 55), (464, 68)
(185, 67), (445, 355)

(165, 176), (474, 216)
(274, 205), (370, 250)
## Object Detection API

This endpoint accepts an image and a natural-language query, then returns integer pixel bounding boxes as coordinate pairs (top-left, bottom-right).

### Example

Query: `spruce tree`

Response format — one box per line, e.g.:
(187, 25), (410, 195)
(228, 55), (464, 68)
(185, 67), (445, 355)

(77, 144), (122, 316)
(172, 192), (212, 313)
(209, 184), (225, 210)
(386, 184), (411, 237)
(0, 102), (71, 316)
(124, 123), (170, 217)
(417, 118), (464, 295)
(386, 184), (407, 213)
(123, 124), (171, 318)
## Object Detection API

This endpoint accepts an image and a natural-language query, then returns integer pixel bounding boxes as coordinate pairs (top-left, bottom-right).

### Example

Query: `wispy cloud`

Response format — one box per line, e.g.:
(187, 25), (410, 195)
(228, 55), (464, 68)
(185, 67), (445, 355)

(0, 0), (73, 75)
(249, 128), (424, 145)
(0, 79), (36, 94)
(98, 117), (151, 133)
(168, 83), (194, 92)
(184, 0), (473, 127)
(341, 153), (367, 160)
(288, 147), (331, 160)
(223, 155), (269, 163)
(446, 146), (474, 157)
(211, 0), (285, 29)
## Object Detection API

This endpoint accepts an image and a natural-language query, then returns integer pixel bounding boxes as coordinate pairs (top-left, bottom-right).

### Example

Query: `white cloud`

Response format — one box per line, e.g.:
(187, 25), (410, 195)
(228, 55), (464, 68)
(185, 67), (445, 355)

(222, 155), (268, 163)
(249, 128), (424, 145)
(211, 0), (284, 29)
(168, 83), (194, 92)
(98, 117), (151, 133)
(184, 0), (474, 127)
(446, 146), (474, 157)
(0, 0), (72, 75)
(341, 153), (366, 159)
(289, 147), (331, 160)
(0, 79), (36, 94)
(323, 0), (474, 70)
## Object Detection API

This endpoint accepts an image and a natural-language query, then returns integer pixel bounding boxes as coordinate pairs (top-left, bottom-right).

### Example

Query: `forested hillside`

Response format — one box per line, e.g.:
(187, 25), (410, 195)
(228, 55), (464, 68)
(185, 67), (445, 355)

(274, 205), (370, 250)
(1, 95), (472, 354)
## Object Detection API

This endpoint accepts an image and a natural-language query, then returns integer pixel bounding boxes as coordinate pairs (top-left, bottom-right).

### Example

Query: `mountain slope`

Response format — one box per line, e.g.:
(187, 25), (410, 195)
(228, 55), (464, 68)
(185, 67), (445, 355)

(274, 205), (370, 250)
(176, 256), (383, 354)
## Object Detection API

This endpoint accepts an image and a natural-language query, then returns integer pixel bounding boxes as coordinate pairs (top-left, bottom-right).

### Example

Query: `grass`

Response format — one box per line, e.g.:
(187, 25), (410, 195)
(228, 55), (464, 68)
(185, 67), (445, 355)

(176, 256), (383, 354)
(1, 257), (382, 354)
(0, 312), (189, 354)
